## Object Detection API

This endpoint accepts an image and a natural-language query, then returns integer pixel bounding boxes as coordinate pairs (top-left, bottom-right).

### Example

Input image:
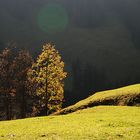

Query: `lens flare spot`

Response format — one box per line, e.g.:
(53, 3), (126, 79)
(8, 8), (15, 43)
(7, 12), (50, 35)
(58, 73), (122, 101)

(37, 4), (69, 33)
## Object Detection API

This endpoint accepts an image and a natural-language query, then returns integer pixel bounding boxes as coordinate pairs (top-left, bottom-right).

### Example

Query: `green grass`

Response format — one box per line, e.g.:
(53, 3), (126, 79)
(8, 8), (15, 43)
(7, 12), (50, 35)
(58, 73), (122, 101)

(0, 84), (140, 139)
(56, 84), (140, 115)
(0, 106), (140, 140)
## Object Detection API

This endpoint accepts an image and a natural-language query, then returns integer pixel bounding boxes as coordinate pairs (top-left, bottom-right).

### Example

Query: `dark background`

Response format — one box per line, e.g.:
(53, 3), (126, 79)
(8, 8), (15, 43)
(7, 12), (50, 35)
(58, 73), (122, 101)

(0, 0), (140, 106)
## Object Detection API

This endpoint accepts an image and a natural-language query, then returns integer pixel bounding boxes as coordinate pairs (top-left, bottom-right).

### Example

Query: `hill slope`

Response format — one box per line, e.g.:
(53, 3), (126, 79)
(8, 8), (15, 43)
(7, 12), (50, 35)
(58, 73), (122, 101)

(0, 106), (140, 140)
(56, 84), (140, 115)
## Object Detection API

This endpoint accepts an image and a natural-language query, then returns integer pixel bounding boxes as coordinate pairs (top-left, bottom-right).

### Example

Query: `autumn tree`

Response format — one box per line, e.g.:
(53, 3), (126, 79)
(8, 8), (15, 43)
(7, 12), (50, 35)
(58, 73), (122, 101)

(12, 50), (33, 118)
(0, 43), (33, 120)
(28, 43), (67, 115)
(0, 43), (17, 120)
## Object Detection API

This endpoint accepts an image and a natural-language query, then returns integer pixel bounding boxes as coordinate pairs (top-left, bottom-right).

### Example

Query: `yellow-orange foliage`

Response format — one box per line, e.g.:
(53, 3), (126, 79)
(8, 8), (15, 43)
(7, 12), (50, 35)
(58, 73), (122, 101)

(28, 43), (67, 114)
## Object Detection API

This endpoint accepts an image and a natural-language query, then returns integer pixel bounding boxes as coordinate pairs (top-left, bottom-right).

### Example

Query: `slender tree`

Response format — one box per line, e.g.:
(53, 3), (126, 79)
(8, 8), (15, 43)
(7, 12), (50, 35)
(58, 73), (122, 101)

(28, 43), (67, 115)
(13, 50), (33, 118)
(0, 44), (17, 120)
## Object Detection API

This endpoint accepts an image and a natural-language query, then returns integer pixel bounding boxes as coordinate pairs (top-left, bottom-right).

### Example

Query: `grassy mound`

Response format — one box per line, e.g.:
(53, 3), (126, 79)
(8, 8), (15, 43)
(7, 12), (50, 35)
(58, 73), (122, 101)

(0, 106), (140, 140)
(56, 84), (140, 115)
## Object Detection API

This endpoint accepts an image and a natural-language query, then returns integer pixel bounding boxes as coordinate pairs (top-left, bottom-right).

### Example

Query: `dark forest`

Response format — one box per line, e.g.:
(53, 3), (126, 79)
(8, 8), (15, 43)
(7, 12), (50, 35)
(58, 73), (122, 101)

(0, 0), (140, 118)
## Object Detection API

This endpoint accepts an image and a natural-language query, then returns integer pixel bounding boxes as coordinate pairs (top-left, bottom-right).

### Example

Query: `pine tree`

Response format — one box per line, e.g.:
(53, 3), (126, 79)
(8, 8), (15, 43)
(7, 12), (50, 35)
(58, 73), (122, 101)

(28, 43), (67, 115)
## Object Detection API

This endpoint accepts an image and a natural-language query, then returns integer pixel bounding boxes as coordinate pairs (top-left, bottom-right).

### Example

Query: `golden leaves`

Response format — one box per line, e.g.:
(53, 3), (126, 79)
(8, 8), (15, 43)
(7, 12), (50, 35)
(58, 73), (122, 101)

(28, 43), (67, 112)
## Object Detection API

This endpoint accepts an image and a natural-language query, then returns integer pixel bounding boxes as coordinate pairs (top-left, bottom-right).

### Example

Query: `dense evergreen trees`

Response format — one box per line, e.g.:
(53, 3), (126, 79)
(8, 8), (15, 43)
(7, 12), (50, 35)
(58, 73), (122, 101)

(1, 42), (138, 121)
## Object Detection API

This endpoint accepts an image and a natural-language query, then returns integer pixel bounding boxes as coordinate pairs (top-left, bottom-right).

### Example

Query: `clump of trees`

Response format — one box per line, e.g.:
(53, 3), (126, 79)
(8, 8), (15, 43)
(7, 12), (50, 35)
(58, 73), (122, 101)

(0, 43), (67, 120)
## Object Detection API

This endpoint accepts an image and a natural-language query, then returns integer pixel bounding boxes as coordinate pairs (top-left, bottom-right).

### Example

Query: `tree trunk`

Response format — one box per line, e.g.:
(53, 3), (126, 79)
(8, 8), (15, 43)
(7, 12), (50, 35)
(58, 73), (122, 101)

(21, 86), (26, 118)
(9, 95), (12, 120)
(45, 66), (49, 116)
(5, 93), (10, 120)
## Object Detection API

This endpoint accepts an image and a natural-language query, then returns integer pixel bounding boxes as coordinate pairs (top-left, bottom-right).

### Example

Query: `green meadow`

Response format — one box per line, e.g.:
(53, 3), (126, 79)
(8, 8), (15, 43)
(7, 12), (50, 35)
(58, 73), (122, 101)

(0, 84), (140, 140)
(0, 106), (140, 140)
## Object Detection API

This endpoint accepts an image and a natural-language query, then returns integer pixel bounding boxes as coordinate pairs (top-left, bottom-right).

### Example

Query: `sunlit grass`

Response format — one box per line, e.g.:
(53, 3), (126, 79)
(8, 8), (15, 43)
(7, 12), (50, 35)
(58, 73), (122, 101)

(0, 106), (140, 140)
(0, 84), (140, 139)
(57, 84), (140, 114)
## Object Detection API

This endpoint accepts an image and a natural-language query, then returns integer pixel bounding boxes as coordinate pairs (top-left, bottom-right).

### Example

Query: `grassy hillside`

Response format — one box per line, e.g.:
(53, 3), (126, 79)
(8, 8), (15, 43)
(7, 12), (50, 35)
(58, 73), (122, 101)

(56, 84), (140, 115)
(0, 106), (140, 140)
